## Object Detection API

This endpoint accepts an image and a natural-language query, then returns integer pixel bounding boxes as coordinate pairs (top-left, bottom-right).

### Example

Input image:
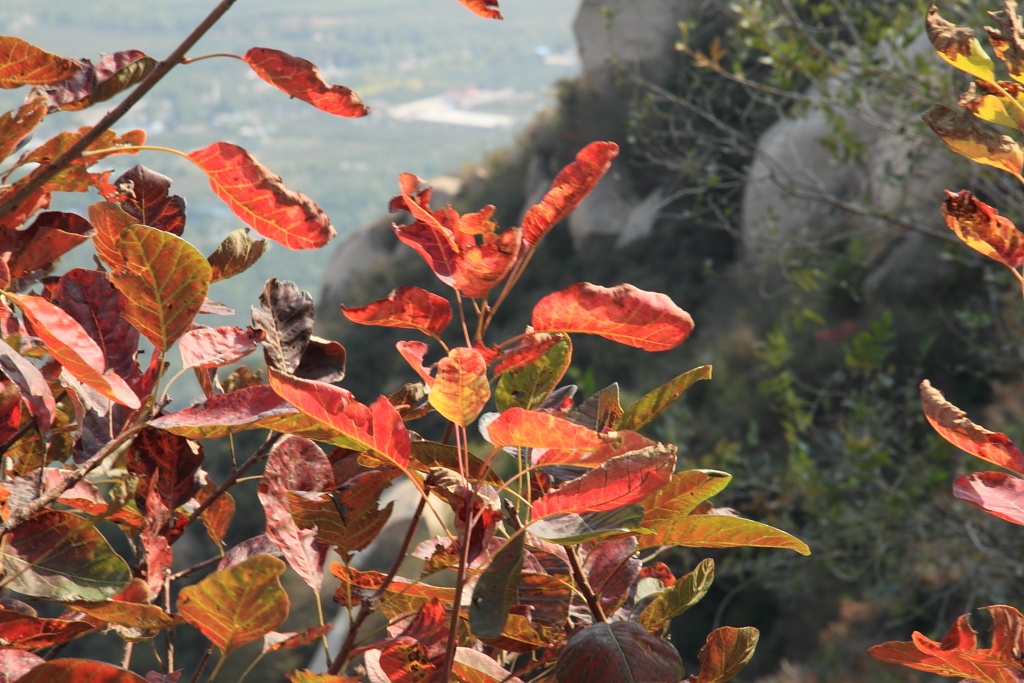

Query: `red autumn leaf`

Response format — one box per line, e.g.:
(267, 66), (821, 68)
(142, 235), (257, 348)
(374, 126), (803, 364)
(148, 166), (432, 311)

(288, 473), (392, 558)
(177, 553), (288, 654)
(179, 326), (264, 369)
(920, 380), (1024, 474)
(207, 228), (267, 282)
(0, 100), (47, 163)
(88, 201), (137, 270)
(428, 347), (490, 426)
(35, 50), (156, 111)
(521, 142), (618, 246)
(0, 611), (93, 650)
(555, 622), (684, 683)
(268, 369), (412, 470)
(342, 286), (452, 338)
(18, 659), (147, 683)
(46, 469), (144, 529)
(456, 0), (502, 19)
(110, 224), (212, 351)
(0, 338), (55, 440)
(493, 333), (563, 377)
(870, 606), (1024, 682)
(953, 471), (1024, 525)
(696, 626), (759, 683)
(139, 473), (173, 599)
(364, 643), (438, 683)
(0, 648), (44, 681)
(941, 190), (1024, 269)
(535, 430), (656, 468)
(396, 340), (433, 385)
(127, 427), (204, 510)
(53, 268), (144, 392)
(452, 227), (523, 298)
(15, 128), (144, 193)
(287, 671), (360, 683)
(486, 407), (605, 450)
(258, 436), (331, 592)
(2, 211), (93, 278)
(0, 37), (79, 88)
(189, 142), (335, 250)
(114, 165), (186, 235)
(67, 599), (178, 632)
(6, 293), (140, 409)
(5, 509), (131, 601)
(0, 383), (22, 446)
(243, 48), (369, 118)
(531, 446), (676, 518)
(532, 283), (694, 351)
(194, 480), (235, 547)
(147, 384), (338, 442)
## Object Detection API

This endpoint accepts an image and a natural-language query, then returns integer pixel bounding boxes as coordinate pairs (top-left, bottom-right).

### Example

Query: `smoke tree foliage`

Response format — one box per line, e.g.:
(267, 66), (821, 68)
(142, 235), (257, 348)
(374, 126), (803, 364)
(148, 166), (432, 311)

(0, 1), (809, 681)
(870, 2), (1024, 680)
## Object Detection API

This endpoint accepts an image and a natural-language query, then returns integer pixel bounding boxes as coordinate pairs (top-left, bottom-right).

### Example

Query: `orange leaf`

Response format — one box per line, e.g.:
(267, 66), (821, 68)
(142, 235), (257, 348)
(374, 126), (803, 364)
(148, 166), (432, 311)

(177, 553), (288, 654)
(531, 447), (676, 518)
(110, 224), (212, 351)
(696, 626), (759, 683)
(88, 201), (137, 270)
(188, 142), (335, 250)
(941, 190), (1024, 269)
(428, 347), (490, 426)
(0, 611), (93, 649)
(0, 37), (79, 88)
(456, 0), (502, 19)
(535, 430), (656, 468)
(486, 407), (604, 450)
(342, 286), (452, 337)
(268, 369), (411, 470)
(531, 283), (693, 351)
(6, 293), (140, 409)
(453, 227), (523, 298)
(521, 142), (618, 246)
(243, 48), (369, 118)
(0, 100), (47, 163)
(870, 606), (1024, 683)
(920, 380), (1024, 474)
(330, 564), (454, 619)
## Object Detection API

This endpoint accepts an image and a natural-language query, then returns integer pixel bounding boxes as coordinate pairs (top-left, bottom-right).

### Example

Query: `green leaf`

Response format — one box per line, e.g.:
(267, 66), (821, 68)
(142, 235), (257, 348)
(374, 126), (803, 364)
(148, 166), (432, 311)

(177, 553), (288, 654)
(618, 365), (712, 431)
(637, 558), (714, 632)
(470, 530), (525, 639)
(495, 335), (571, 411)
(640, 514), (810, 555)
(4, 509), (130, 601)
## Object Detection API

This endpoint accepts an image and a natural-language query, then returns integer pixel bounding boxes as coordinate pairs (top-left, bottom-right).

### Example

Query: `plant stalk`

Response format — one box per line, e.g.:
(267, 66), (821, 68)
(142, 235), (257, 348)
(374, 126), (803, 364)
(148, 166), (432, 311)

(567, 546), (606, 622)
(0, 0), (241, 220)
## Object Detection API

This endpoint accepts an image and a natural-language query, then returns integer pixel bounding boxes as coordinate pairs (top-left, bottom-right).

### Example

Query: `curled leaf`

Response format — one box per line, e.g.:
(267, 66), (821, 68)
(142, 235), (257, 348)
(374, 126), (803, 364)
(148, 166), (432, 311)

(189, 142), (335, 250)
(920, 379), (1024, 474)
(522, 142), (619, 246)
(456, 0), (502, 19)
(342, 286), (452, 337)
(987, 2), (1024, 84)
(243, 47), (369, 117)
(941, 190), (1024, 269)
(953, 471), (1024, 525)
(925, 4), (996, 82)
(34, 50), (156, 111)
(923, 104), (1024, 175)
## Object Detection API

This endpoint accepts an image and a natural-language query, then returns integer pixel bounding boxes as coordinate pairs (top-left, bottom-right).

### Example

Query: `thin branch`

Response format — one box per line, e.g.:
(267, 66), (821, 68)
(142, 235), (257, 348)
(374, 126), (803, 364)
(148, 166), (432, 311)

(327, 490), (430, 674)
(0, 422), (147, 538)
(0, 0), (241, 220)
(567, 546), (606, 622)
(183, 432), (280, 529)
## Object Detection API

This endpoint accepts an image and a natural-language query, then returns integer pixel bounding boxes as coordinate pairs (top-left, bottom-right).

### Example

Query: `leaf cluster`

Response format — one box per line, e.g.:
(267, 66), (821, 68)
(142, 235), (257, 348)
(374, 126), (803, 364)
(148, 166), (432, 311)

(0, 2), (809, 682)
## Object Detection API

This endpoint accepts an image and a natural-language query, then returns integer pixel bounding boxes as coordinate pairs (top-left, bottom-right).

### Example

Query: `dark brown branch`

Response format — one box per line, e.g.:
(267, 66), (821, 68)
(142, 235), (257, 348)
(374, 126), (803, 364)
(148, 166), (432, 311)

(182, 432), (280, 530)
(0, 0), (241, 220)
(567, 546), (606, 623)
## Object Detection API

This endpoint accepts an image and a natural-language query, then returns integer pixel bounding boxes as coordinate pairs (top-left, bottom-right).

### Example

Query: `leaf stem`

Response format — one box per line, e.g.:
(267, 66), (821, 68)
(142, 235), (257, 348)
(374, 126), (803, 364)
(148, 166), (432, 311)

(440, 426), (474, 683)
(0, 0), (243, 220)
(567, 545), (606, 622)
(181, 52), (245, 64)
(234, 651), (265, 683)
(168, 553), (224, 581)
(189, 645), (214, 683)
